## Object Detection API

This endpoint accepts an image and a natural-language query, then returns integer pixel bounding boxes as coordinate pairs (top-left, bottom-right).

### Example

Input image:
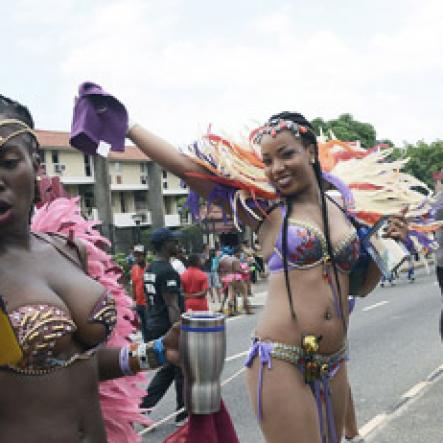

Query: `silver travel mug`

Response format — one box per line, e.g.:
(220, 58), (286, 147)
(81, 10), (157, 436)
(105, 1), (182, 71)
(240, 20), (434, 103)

(180, 311), (226, 414)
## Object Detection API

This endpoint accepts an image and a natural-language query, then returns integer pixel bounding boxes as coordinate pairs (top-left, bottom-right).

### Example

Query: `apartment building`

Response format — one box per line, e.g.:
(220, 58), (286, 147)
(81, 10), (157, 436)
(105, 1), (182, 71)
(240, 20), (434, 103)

(35, 130), (189, 236)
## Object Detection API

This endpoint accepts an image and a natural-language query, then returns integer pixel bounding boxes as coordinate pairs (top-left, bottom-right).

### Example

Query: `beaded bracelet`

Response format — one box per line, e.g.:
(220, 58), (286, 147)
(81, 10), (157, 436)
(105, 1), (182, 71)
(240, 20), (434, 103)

(127, 341), (165, 372)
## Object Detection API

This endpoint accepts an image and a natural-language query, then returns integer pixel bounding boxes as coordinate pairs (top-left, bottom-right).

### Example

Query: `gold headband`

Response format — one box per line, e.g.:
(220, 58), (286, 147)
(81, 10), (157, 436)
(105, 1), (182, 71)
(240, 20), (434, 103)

(0, 119), (37, 149)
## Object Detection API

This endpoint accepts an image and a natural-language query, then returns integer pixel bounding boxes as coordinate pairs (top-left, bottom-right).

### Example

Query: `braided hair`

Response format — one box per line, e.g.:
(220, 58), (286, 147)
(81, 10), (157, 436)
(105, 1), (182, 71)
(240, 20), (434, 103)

(267, 112), (344, 324)
(0, 95), (38, 152)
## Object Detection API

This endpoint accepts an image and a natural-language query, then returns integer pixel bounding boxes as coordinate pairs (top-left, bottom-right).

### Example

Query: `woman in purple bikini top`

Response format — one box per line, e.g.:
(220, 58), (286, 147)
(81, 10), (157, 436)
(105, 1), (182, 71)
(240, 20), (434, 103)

(267, 206), (360, 274)
(124, 106), (409, 443)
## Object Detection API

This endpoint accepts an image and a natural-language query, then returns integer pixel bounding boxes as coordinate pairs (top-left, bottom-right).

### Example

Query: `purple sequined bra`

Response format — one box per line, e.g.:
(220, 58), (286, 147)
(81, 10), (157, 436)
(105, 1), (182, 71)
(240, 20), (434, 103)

(267, 209), (360, 274)
(4, 291), (116, 375)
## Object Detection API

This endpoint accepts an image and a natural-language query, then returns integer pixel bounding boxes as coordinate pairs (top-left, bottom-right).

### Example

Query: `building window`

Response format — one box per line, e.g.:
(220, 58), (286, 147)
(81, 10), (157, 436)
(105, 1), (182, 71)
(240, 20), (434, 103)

(140, 163), (148, 184)
(116, 175), (123, 184)
(51, 151), (59, 164)
(114, 162), (121, 172)
(39, 150), (46, 174)
(134, 191), (147, 211)
(163, 181), (168, 189)
(120, 192), (126, 213)
(84, 155), (92, 177)
(162, 170), (167, 179)
(83, 190), (95, 216)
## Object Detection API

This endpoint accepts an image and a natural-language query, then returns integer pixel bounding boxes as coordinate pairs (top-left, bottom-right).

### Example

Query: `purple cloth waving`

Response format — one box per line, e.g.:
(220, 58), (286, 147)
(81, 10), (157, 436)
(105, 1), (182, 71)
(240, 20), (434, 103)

(70, 82), (128, 155)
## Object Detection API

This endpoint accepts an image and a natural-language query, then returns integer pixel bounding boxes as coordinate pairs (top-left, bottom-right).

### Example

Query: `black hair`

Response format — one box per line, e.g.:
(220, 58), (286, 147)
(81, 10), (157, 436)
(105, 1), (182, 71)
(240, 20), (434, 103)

(268, 112), (344, 326)
(188, 254), (201, 268)
(0, 95), (39, 153)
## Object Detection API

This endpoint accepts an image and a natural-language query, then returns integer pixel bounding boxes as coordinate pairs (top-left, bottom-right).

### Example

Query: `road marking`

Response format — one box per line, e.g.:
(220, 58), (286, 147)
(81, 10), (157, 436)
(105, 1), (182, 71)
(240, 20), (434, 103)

(360, 413), (387, 437)
(221, 367), (246, 387)
(225, 350), (248, 362)
(402, 381), (429, 398)
(362, 301), (389, 312)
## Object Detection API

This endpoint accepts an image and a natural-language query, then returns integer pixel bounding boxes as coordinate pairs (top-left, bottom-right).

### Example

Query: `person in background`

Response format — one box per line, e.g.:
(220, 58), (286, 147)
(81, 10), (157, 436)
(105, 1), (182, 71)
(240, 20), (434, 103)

(142, 228), (186, 426)
(253, 239), (267, 279)
(126, 250), (135, 267)
(241, 240), (256, 291)
(234, 248), (253, 314)
(406, 254), (416, 283)
(181, 254), (209, 311)
(171, 246), (187, 275)
(435, 193), (443, 339)
(202, 245), (222, 303)
(211, 248), (223, 303)
(130, 244), (148, 342)
(201, 244), (213, 301)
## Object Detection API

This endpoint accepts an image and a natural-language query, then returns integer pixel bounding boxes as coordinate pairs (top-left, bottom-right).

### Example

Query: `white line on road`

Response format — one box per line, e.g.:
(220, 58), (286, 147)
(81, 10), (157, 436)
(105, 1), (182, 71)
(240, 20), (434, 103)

(359, 361), (443, 440)
(362, 301), (389, 312)
(360, 413), (387, 437)
(402, 381), (429, 398)
(221, 367), (246, 387)
(225, 350), (248, 362)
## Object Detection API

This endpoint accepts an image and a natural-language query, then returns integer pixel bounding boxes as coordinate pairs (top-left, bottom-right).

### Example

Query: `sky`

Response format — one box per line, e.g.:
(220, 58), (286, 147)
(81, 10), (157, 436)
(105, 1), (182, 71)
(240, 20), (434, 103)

(2, 0), (442, 146)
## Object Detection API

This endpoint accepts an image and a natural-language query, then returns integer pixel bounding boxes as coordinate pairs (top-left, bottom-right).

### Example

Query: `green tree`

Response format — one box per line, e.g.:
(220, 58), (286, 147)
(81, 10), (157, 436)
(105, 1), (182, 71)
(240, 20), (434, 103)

(389, 141), (443, 188)
(405, 141), (443, 188)
(311, 113), (377, 148)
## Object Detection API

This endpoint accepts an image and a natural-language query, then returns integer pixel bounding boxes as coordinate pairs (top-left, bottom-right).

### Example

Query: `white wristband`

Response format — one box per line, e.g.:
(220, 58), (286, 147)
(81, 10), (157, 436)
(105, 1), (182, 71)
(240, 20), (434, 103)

(137, 343), (150, 370)
(127, 117), (137, 136)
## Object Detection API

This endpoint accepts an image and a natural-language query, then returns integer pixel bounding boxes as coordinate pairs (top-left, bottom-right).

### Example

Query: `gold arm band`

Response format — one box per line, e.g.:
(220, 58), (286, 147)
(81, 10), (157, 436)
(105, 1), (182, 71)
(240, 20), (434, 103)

(0, 119), (37, 148)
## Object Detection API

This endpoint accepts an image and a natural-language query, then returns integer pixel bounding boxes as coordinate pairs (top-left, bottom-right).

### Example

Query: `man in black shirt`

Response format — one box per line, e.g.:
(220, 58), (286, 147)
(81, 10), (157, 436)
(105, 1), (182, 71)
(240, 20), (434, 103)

(141, 228), (186, 425)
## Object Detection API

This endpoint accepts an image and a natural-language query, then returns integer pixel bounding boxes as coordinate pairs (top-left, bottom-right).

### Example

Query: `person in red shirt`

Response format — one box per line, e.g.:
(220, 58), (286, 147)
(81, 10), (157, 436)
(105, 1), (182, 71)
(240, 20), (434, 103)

(181, 254), (209, 312)
(130, 244), (148, 341)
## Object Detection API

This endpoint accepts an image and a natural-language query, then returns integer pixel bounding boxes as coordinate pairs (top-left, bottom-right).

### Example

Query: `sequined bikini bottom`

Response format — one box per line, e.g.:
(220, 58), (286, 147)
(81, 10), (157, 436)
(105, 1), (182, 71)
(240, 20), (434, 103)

(245, 336), (347, 443)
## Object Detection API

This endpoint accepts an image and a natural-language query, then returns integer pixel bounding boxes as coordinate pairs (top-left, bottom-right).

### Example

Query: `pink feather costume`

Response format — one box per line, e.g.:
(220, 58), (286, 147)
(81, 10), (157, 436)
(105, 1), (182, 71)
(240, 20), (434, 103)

(31, 177), (152, 443)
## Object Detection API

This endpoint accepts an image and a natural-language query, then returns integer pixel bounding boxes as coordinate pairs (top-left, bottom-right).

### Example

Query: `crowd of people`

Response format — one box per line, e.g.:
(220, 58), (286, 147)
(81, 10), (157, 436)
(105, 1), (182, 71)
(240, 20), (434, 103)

(1, 88), (442, 443)
(127, 231), (268, 428)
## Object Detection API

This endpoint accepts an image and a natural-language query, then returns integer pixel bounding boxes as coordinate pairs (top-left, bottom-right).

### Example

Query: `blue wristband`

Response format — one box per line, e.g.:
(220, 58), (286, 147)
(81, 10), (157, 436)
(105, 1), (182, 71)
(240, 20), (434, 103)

(154, 338), (166, 365)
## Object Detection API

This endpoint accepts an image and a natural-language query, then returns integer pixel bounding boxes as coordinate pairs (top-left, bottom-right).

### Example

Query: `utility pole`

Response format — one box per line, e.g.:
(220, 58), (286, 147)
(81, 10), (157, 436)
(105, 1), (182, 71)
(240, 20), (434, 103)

(93, 155), (114, 250)
(147, 162), (165, 229)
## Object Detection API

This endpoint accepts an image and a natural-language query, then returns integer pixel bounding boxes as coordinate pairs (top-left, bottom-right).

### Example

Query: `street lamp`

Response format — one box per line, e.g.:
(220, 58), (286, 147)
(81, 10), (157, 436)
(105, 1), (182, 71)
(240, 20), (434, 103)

(132, 213), (143, 244)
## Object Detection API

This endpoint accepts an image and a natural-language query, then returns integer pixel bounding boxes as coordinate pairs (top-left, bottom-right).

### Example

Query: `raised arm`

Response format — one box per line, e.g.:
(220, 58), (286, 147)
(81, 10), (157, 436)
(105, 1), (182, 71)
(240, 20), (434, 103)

(127, 124), (263, 230)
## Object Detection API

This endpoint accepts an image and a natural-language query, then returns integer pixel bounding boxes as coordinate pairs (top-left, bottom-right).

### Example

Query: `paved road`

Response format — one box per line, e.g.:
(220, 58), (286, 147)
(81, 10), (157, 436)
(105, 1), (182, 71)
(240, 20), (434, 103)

(141, 270), (442, 442)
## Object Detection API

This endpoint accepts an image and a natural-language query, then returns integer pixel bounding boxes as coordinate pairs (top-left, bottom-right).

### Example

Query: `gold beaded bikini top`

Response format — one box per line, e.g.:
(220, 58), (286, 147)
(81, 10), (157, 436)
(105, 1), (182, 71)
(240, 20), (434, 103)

(2, 233), (117, 375)
(6, 292), (116, 375)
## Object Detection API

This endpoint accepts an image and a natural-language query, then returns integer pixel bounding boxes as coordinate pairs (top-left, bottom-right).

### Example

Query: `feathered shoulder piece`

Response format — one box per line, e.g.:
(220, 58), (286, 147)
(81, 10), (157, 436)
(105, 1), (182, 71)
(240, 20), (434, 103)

(318, 137), (443, 251)
(179, 129), (279, 229)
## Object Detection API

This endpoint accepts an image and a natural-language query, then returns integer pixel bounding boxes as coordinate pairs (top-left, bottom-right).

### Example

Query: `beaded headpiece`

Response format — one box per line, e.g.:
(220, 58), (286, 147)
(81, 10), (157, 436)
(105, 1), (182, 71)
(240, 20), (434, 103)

(249, 118), (311, 144)
(0, 119), (37, 149)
